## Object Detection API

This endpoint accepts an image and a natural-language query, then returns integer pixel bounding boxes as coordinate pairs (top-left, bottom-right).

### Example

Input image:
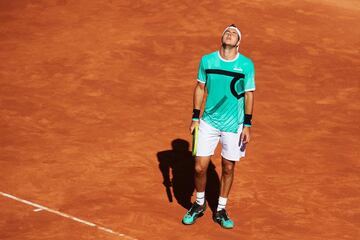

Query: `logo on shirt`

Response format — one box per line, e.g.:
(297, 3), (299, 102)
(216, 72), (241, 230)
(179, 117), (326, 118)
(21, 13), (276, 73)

(205, 69), (245, 99)
(233, 67), (243, 72)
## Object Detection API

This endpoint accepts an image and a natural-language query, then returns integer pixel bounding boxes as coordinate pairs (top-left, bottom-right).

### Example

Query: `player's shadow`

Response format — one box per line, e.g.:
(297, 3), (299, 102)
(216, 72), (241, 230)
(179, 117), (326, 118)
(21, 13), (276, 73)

(157, 138), (220, 213)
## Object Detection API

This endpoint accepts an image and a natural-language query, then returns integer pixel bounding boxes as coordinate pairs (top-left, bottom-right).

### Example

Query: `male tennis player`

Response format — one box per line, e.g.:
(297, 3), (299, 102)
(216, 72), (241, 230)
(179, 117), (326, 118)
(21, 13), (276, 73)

(182, 24), (255, 229)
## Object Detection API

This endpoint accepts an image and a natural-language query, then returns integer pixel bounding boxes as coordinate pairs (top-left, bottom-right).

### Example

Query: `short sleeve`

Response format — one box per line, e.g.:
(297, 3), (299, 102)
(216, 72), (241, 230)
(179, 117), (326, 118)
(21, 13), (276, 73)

(197, 57), (206, 83)
(244, 60), (256, 91)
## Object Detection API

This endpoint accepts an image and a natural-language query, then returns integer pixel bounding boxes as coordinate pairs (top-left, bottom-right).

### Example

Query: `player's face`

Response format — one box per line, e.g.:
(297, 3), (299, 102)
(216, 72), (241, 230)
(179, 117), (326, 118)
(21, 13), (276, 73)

(222, 29), (239, 47)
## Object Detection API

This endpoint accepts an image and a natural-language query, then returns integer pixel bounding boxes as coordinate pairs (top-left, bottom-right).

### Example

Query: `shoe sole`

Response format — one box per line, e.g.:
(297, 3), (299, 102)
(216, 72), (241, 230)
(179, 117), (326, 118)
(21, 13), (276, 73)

(213, 217), (234, 229)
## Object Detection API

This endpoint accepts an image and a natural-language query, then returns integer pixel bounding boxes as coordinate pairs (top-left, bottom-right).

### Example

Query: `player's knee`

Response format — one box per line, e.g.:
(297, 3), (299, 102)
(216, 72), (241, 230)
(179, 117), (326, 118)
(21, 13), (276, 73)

(222, 164), (234, 176)
(195, 164), (206, 176)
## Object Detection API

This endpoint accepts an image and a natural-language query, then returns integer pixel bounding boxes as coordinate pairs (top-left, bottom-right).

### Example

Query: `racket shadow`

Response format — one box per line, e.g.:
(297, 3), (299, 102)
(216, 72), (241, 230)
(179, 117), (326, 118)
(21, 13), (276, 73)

(157, 138), (220, 213)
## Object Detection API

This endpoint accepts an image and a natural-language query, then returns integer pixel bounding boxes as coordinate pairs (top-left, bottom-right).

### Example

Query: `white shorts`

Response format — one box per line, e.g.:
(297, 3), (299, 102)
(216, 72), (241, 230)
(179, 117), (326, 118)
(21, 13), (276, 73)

(196, 120), (246, 161)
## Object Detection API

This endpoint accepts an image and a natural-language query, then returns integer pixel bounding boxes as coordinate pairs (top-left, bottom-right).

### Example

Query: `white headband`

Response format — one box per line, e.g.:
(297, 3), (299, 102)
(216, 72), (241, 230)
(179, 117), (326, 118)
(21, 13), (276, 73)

(222, 26), (242, 42)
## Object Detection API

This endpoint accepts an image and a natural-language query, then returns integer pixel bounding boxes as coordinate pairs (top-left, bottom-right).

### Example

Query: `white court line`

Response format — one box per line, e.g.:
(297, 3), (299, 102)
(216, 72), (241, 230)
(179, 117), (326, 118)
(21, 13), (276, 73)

(0, 191), (137, 240)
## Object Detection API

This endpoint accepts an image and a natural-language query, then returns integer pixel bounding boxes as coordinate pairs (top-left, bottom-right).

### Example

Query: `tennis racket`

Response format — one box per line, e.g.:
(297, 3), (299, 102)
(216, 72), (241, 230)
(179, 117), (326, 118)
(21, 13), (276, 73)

(192, 125), (199, 156)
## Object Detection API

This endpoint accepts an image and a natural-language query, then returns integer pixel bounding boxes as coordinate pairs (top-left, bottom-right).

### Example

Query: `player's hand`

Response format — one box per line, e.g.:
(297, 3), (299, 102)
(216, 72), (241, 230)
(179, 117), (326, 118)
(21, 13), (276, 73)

(189, 121), (199, 134)
(240, 126), (251, 144)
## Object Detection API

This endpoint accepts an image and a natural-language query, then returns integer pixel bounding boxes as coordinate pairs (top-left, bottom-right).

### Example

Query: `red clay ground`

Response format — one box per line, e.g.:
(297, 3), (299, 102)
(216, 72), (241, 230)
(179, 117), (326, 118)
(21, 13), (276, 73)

(1, 1), (359, 239)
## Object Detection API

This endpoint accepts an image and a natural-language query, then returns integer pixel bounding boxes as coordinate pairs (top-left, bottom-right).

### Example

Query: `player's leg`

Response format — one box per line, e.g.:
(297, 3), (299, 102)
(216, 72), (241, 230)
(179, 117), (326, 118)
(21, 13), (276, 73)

(181, 155), (211, 224)
(195, 119), (221, 200)
(194, 155), (211, 203)
(219, 157), (236, 200)
(212, 157), (236, 229)
(213, 126), (244, 229)
(182, 120), (220, 225)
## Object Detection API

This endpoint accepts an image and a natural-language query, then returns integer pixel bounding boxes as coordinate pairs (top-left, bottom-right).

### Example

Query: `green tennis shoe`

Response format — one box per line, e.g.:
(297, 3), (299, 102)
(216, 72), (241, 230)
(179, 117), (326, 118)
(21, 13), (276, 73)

(182, 202), (206, 225)
(213, 209), (234, 229)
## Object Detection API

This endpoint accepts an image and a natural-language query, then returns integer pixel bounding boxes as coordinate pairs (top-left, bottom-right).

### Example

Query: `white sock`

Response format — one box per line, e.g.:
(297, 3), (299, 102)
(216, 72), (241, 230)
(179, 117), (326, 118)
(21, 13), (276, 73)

(217, 197), (227, 211)
(196, 192), (205, 205)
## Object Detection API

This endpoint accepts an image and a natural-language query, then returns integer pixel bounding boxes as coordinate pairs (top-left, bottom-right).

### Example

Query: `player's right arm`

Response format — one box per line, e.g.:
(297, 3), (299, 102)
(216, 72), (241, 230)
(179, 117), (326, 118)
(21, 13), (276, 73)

(190, 56), (207, 134)
(189, 81), (205, 134)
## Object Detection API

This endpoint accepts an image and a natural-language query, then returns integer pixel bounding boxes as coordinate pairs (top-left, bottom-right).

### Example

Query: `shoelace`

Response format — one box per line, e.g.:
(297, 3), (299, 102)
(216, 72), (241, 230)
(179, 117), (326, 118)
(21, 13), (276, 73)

(188, 203), (201, 216)
(219, 210), (230, 221)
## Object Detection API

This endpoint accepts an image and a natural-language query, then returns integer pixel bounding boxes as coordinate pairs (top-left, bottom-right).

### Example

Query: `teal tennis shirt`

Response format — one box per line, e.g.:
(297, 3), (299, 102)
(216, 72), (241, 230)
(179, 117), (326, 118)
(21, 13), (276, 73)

(197, 51), (256, 133)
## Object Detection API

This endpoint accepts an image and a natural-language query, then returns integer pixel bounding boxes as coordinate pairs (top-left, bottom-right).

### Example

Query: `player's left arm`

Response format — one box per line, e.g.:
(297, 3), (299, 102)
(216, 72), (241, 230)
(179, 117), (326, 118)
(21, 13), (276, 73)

(241, 91), (254, 144)
(241, 59), (255, 144)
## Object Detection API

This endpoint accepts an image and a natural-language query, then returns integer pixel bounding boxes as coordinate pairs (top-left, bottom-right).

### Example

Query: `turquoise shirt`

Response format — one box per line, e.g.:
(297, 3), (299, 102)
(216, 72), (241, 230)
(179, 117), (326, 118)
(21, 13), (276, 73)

(197, 51), (256, 133)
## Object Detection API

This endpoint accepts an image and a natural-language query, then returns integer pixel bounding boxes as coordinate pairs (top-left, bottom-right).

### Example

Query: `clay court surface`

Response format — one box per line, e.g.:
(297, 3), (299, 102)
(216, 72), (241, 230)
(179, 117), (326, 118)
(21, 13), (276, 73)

(1, 0), (359, 239)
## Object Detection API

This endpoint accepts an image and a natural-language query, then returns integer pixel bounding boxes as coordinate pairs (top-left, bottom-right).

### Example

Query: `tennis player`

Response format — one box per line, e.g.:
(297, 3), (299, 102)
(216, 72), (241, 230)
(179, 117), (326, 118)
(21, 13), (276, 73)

(182, 24), (256, 229)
